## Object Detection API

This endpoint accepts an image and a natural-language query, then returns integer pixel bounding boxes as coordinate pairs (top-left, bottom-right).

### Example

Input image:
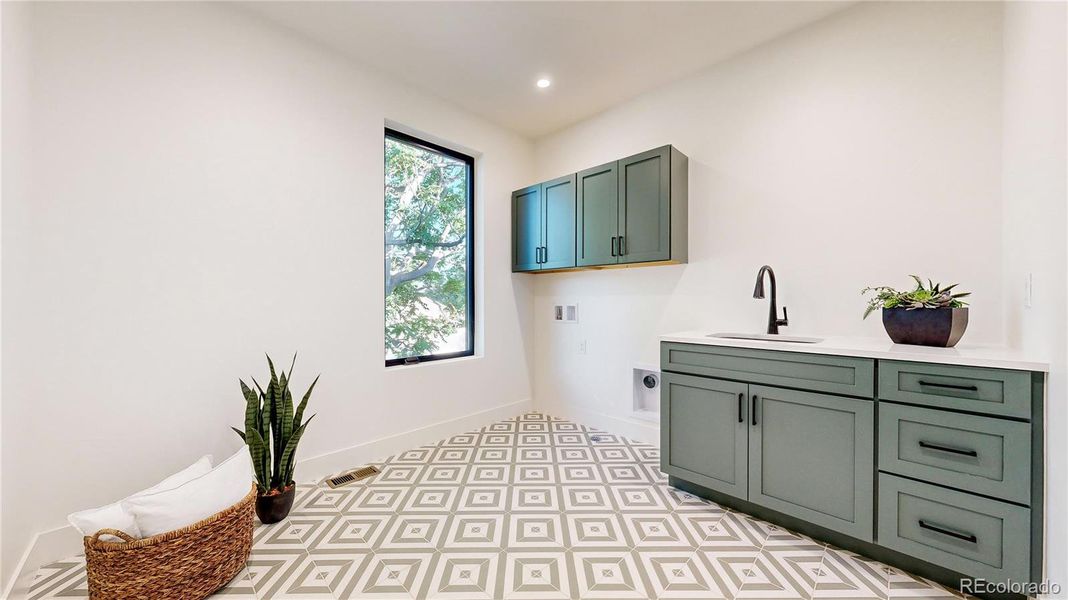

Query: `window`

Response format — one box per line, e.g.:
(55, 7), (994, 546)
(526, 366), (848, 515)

(384, 128), (474, 366)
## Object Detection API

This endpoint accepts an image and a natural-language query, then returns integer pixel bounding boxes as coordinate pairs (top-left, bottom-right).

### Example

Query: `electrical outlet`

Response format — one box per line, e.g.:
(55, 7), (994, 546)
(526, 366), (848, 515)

(578, 340), (588, 354)
(565, 304), (578, 322)
(553, 303), (579, 323)
(1025, 273), (1034, 308)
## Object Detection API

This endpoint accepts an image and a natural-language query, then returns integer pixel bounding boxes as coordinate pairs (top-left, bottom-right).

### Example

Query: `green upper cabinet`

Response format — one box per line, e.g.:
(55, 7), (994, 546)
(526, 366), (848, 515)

(577, 161), (620, 267)
(618, 147), (671, 264)
(513, 145), (687, 273)
(511, 184), (542, 272)
(512, 176), (576, 272)
(540, 175), (577, 270)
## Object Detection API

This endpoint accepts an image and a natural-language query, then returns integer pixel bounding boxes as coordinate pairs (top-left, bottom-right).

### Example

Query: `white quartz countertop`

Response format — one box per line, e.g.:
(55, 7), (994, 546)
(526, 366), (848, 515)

(660, 331), (1050, 372)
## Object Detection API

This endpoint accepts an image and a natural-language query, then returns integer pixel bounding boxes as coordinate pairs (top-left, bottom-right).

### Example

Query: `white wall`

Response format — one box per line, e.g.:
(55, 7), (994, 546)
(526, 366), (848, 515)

(1, 0), (34, 591)
(0, 2), (534, 589)
(531, 0), (1068, 587)
(1001, 1), (1067, 594)
(531, 1), (1005, 438)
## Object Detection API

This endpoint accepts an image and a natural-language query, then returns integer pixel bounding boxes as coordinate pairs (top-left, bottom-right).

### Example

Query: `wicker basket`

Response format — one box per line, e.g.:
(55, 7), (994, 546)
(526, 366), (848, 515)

(83, 485), (256, 600)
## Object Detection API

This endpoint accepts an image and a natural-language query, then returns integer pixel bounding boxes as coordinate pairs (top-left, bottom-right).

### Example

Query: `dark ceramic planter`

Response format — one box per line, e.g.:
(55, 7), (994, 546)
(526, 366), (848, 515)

(881, 307), (969, 347)
(255, 485), (295, 524)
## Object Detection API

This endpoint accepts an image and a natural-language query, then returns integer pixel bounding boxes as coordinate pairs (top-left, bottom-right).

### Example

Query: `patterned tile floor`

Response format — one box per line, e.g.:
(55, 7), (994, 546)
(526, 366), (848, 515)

(28, 413), (968, 599)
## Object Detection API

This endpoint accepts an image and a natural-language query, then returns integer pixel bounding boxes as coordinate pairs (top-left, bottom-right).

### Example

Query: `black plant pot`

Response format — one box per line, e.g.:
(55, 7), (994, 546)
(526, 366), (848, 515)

(881, 307), (969, 347)
(255, 485), (295, 524)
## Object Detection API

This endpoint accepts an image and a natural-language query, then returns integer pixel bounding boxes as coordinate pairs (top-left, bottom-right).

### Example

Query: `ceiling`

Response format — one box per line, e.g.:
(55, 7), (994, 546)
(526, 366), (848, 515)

(240, 2), (853, 138)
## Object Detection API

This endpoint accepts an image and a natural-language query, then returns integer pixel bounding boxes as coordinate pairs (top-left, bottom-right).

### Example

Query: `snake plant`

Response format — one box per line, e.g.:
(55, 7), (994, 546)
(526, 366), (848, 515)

(232, 355), (318, 493)
(862, 275), (970, 319)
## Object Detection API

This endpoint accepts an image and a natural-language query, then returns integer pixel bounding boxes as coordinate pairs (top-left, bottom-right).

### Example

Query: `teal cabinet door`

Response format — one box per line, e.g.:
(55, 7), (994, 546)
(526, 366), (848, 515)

(541, 175), (576, 270)
(661, 373), (749, 499)
(512, 184), (542, 272)
(618, 146), (670, 264)
(748, 385), (874, 541)
(577, 161), (619, 267)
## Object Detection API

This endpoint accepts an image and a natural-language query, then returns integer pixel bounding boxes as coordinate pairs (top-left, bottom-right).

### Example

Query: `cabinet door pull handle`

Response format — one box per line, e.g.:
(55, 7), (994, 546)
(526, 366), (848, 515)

(918, 520), (977, 544)
(918, 380), (978, 392)
(535, 247), (542, 264)
(542, 246), (548, 263)
(738, 392), (744, 423)
(751, 395), (758, 426)
(611, 237), (618, 256)
(918, 440), (978, 457)
(618, 235), (626, 256)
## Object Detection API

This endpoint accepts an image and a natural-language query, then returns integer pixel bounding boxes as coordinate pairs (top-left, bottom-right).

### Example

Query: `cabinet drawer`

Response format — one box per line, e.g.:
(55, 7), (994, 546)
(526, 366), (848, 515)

(879, 404), (1031, 504)
(661, 343), (874, 397)
(878, 474), (1031, 583)
(878, 361), (1032, 419)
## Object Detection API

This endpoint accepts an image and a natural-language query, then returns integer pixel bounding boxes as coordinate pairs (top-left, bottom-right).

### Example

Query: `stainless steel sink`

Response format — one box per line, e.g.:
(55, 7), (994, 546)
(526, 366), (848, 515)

(708, 332), (824, 344)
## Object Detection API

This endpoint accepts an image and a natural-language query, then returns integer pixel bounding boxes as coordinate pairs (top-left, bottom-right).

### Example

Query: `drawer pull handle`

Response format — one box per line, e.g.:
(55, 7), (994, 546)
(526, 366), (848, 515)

(918, 380), (979, 392)
(918, 440), (979, 457)
(738, 392), (744, 423)
(918, 519), (978, 544)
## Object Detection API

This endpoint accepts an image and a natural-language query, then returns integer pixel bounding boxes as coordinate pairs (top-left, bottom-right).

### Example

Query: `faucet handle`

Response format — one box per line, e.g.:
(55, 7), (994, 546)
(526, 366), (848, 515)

(778, 306), (789, 327)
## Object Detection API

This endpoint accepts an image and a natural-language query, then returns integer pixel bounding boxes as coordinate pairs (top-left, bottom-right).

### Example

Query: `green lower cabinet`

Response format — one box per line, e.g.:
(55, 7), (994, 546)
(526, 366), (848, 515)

(878, 473), (1031, 583)
(661, 342), (1043, 595)
(879, 403), (1031, 504)
(661, 373), (748, 498)
(748, 385), (874, 541)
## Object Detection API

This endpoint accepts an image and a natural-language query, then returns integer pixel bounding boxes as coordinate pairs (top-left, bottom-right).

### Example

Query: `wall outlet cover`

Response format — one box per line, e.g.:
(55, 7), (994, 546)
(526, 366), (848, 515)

(553, 303), (579, 323)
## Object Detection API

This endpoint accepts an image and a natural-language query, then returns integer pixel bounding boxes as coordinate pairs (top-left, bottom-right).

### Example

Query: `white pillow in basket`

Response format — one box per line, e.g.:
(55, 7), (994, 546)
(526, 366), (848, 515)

(125, 446), (254, 538)
(67, 454), (213, 541)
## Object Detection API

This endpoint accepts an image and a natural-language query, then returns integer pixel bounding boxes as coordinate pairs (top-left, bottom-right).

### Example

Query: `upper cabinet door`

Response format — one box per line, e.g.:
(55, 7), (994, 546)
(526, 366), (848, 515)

(618, 146), (671, 264)
(541, 175), (576, 270)
(512, 184), (542, 272)
(576, 161), (619, 267)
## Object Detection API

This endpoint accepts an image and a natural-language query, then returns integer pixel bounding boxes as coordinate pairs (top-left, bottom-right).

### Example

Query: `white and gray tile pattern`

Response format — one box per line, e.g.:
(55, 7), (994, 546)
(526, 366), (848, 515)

(28, 413), (968, 599)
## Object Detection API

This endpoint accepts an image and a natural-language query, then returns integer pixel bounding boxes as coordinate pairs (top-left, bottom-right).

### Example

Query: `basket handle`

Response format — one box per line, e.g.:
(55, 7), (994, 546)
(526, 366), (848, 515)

(91, 529), (137, 543)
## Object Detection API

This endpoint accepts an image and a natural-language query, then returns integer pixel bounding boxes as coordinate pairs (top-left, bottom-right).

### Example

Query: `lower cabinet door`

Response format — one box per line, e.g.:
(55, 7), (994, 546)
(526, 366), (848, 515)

(661, 373), (748, 499)
(748, 385), (874, 541)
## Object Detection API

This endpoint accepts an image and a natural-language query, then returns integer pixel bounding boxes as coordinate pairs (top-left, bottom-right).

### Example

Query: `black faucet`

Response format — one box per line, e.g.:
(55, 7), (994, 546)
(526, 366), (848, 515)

(753, 265), (789, 334)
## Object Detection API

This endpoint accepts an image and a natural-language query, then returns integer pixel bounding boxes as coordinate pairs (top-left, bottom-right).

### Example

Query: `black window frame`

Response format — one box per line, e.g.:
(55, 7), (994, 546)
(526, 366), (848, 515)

(384, 128), (475, 367)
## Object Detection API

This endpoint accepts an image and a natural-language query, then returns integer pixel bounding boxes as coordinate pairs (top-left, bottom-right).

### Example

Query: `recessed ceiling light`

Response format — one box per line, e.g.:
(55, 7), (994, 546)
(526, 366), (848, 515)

(536, 78), (551, 89)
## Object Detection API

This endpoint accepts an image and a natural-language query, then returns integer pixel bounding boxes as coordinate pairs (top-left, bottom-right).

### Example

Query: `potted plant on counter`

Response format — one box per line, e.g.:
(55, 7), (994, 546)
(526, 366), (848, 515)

(233, 355), (318, 524)
(862, 276), (971, 347)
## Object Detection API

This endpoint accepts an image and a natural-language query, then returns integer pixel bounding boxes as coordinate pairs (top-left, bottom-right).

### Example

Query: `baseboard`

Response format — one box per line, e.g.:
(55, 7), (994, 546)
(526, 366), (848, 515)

(534, 401), (660, 446)
(296, 398), (533, 483)
(2, 398), (533, 599)
(3, 524), (83, 600)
